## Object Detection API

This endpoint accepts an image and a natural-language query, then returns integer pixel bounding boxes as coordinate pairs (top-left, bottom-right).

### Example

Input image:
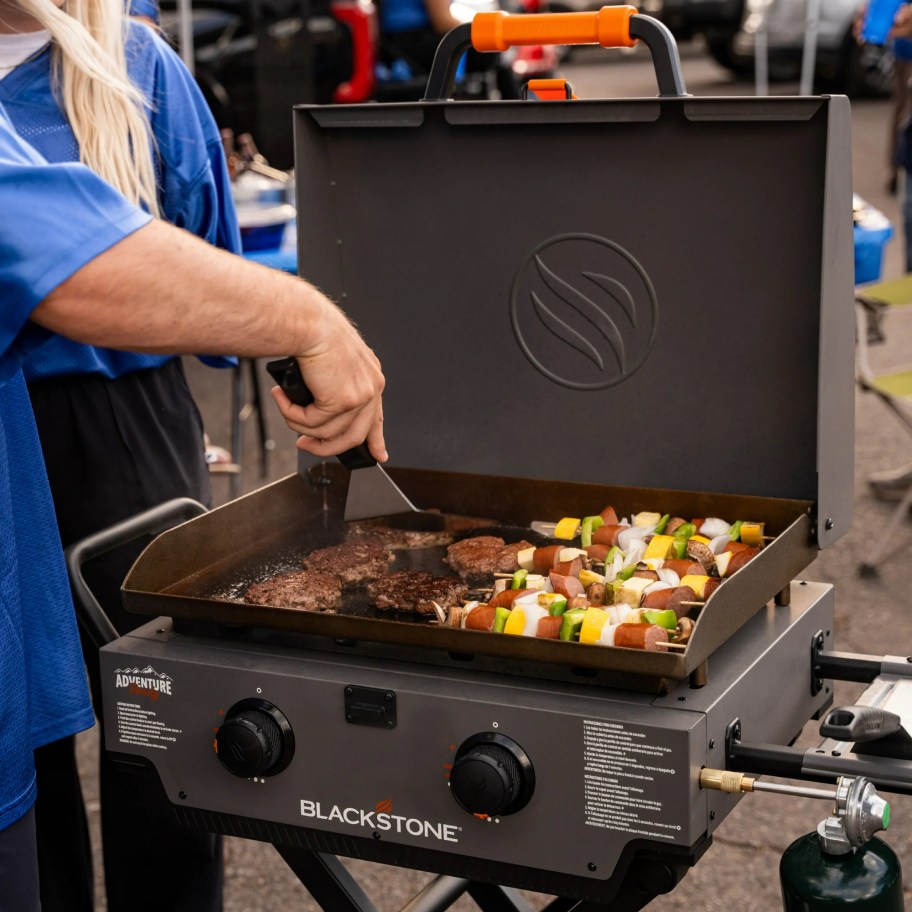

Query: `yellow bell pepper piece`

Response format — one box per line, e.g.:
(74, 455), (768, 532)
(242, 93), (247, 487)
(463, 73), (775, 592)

(690, 535), (711, 546)
(503, 607), (526, 636)
(680, 574), (711, 598)
(644, 534), (675, 560)
(579, 607), (609, 644)
(740, 522), (765, 547)
(553, 517), (581, 540)
(579, 568), (605, 587)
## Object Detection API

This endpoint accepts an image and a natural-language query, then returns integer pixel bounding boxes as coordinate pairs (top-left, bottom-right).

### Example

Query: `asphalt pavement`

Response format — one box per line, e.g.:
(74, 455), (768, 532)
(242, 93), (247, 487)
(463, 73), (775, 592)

(74, 39), (912, 911)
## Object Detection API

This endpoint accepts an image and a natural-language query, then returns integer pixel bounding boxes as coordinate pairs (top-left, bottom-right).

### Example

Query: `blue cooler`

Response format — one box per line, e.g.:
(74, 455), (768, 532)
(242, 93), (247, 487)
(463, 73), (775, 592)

(854, 196), (894, 284)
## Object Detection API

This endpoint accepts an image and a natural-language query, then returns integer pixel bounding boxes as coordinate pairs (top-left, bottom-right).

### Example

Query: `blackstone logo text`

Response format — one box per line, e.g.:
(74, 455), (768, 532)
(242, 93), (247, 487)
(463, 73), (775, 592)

(300, 800), (459, 843)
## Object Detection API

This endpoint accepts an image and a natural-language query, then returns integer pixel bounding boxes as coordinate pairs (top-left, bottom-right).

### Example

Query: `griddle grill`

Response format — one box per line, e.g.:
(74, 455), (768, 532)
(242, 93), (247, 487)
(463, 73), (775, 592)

(87, 11), (902, 910)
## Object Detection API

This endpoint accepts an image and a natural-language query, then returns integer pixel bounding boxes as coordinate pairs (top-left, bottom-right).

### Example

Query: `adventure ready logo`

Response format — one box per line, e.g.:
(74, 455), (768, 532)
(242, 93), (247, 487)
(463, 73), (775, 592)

(114, 666), (173, 700)
(300, 797), (460, 843)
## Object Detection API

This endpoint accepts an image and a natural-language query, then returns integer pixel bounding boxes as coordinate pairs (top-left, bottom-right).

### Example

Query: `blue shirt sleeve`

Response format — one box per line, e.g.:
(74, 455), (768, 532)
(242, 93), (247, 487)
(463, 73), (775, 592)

(0, 109), (151, 384)
(128, 0), (161, 24)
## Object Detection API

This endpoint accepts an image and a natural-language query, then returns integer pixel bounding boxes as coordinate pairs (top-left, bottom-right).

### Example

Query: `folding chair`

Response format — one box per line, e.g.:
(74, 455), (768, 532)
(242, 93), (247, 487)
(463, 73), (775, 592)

(855, 273), (912, 575)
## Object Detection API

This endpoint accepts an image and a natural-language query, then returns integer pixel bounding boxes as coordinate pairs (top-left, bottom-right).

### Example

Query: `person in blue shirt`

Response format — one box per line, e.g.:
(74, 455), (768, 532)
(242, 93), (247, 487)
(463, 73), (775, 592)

(0, 0), (234, 907)
(0, 105), (386, 912)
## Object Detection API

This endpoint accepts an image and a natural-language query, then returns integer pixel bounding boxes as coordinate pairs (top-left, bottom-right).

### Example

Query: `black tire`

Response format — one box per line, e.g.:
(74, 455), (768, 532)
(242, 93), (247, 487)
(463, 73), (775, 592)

(705, 32), (751, 74)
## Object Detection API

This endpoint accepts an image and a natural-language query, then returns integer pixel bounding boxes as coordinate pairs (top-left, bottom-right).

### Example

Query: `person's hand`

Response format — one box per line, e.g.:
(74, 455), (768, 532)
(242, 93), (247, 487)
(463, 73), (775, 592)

(270, 301), (387, 463)
(854, 2), (867, 41)
(891, 3), (912, 39)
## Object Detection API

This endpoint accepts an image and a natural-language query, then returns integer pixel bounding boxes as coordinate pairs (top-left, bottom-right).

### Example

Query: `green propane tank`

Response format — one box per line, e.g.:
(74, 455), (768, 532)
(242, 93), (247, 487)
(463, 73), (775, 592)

(780, 834), (903, 911)
(779, 777), (902, 911)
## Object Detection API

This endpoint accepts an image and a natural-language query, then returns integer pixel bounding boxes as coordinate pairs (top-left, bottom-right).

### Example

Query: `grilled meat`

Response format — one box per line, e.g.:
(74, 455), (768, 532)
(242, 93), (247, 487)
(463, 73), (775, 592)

(445, 535), (535, 584)
(244, 570), (342, 612)
(367, 570), (467, 615)
(346, 519), (453, 550)
(302, 538), (394, 587)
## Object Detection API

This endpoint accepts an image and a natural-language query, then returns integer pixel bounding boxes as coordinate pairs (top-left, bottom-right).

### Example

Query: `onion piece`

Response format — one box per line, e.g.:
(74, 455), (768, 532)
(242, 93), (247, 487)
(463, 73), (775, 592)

(623, 538), (648, 567)
(657, 568), (681, 586)
(643, 580), (672, 596)
(617, 525), (655, 551)
(609, 550), (626, 580)
(700, 518), (731, 538)
(709, 533), (730, 555)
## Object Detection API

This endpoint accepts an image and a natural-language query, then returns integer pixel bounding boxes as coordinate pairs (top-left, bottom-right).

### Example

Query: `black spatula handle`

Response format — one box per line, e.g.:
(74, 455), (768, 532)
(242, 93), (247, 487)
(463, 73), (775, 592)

(266, 357), (376, 470)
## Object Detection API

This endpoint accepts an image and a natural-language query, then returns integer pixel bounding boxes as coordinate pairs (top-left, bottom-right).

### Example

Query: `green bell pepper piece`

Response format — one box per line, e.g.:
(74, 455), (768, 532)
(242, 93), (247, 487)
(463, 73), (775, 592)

(493, 605), (511, 633)
(672, 539), (688, 560)
(729, 520), (743, 541)
(618, 565), (637, 581)
(642, 608), (677, 630)
(549, 595), (568, 617)
(559, 607), (587, 641)
(654, 513), (670, 534)
(673, 522), (696, 541)
(511, 568), (528, 590)
(580, 515), (605, 549)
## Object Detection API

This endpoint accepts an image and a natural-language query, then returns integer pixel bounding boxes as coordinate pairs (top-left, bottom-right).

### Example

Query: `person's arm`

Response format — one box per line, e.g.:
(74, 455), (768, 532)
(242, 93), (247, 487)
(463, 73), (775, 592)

(425, 0), (459, 34)
(32, 220), (387, 462)
(892, 3), (912, 38)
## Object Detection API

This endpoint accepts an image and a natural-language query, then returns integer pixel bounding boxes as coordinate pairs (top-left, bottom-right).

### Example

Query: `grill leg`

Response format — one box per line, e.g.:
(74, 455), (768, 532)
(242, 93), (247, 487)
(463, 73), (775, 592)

(465, 882), (533, 911)
(400, 876), (470, 912)
(274, 847), (379, 912)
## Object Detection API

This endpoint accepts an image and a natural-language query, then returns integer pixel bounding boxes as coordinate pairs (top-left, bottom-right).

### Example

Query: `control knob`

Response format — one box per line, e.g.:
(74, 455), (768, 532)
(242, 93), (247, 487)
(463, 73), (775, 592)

(449, 733), (534, 816)
(215, 699), (295, 778)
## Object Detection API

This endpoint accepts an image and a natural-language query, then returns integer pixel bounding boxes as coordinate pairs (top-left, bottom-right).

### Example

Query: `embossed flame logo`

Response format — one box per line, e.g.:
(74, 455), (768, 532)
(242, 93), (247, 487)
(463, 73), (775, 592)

(510, 234), (658, 391)
(375, 798), (393, 813)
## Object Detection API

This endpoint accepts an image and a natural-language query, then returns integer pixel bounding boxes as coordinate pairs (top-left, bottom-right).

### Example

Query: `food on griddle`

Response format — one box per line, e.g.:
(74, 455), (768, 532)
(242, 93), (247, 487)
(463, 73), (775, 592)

(346, 519), (454, 549)
(302, 538), (394, 586)
(437, 505), (772, 651)
(244, 570), (342, 612)
(367, 570), (467, 615)
(445, 535), (534, 584)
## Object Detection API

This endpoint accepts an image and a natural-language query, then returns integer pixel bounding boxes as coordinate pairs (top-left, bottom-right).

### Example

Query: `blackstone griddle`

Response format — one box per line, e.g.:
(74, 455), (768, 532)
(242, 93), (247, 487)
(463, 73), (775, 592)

(89, 9), (912, 911)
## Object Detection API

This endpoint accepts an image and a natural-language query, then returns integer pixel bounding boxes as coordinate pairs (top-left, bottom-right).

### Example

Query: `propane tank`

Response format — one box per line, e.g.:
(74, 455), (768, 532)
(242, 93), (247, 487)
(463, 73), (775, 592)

(779, 777), (902, 911)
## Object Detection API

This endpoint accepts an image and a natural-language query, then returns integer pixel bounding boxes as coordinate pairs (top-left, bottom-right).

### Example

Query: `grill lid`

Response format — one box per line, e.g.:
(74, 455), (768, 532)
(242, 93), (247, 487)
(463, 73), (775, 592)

(293, 94), (854, 547)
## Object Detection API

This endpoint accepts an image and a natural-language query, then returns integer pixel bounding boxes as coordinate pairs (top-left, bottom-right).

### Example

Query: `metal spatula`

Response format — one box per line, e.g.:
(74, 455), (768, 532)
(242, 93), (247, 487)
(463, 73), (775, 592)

(266, 358), (444, 530)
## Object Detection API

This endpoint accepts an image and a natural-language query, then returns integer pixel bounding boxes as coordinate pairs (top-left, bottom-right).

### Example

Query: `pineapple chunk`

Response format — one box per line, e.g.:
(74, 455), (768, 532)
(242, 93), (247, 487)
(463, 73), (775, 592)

(633, 511), (662, 528)
(616, 576), (653, 607)
(579, 568), (605, 587)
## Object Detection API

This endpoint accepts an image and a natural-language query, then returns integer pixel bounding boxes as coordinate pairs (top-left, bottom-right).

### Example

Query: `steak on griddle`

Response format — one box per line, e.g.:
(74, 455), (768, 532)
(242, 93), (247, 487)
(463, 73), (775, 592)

(302, 538), (394, 587)
(244, 570), (342, 612)
(445, 536), (535, 584)
(367, 571), (467, 615)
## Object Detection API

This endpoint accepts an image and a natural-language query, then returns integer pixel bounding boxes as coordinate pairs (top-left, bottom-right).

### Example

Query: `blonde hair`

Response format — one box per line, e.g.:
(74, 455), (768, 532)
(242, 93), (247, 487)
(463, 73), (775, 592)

(17, 0), (161, 217)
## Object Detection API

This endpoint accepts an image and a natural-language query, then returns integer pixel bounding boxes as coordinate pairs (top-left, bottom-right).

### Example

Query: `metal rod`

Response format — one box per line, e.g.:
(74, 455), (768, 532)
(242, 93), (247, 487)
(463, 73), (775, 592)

(799, 0), (821, 95)
(400, 876), (469, 912)
(751, 780), (835, 801)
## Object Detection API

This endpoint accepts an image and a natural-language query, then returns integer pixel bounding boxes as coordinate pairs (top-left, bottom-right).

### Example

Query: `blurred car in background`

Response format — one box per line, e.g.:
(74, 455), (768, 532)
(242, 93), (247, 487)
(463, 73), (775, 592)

(649, 0), (746, 71)
(732, 0), (892, 96)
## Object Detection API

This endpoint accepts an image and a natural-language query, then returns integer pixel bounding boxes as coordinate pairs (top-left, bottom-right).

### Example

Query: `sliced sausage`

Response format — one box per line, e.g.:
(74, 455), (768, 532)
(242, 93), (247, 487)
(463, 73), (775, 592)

(592, 525), (624, 547)
(727, 547), (761, 575)
(642, 585), (698, 619)
(549, 571), (585, 599)
(614, 623), (669, 651)
(554, 557), (583, 578)
(599, 505), (619, 525)
(464, 604), (497, 631)
(585, 544), (611, 562)
(723, 540), (751, 554)
(662, 559), (706, 578)
(488, 588), (535, 609)
(664, 517), (687, 535)
(536, 615), (563, 639)
(532, 545), (563, 575)
(703, 577), (722, 599)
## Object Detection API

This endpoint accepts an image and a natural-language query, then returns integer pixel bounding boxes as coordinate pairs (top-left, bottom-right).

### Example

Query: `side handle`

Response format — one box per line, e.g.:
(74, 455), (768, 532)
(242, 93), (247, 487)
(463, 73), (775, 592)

(65, 498), (208, 649)
(424, 7), (687, 100)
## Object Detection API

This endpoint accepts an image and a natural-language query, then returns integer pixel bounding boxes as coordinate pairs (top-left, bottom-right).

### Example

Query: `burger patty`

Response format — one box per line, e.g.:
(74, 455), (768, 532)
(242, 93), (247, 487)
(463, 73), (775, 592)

(367, 570), (467, 615)
(346, 519), (453, 550)
(445, 536), (535, 584)
(302, 538), (394, 587)
(244, 570), (342, 612)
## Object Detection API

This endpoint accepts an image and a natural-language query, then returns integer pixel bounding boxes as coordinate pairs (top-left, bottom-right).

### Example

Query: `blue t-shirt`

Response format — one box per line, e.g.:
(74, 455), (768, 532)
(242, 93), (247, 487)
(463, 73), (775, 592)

(0, 107), (151, 832)
(0, 21), (240, 382)
(380, 0), (431, 34)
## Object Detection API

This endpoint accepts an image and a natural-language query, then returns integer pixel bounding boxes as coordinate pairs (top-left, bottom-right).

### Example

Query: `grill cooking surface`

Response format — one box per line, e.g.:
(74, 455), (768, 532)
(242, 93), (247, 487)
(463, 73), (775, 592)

(122, 466), (816, 688)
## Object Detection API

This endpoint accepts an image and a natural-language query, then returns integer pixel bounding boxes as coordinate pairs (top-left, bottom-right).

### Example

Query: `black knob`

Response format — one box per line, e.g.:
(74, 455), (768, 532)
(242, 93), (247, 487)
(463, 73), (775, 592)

(450, 734), (534, 816)
(215, 699), (294, 778)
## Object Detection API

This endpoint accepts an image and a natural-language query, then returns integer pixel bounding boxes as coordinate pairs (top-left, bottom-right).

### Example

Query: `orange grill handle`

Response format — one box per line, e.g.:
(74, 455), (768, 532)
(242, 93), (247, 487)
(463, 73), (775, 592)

(471, 6), (637, 52)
